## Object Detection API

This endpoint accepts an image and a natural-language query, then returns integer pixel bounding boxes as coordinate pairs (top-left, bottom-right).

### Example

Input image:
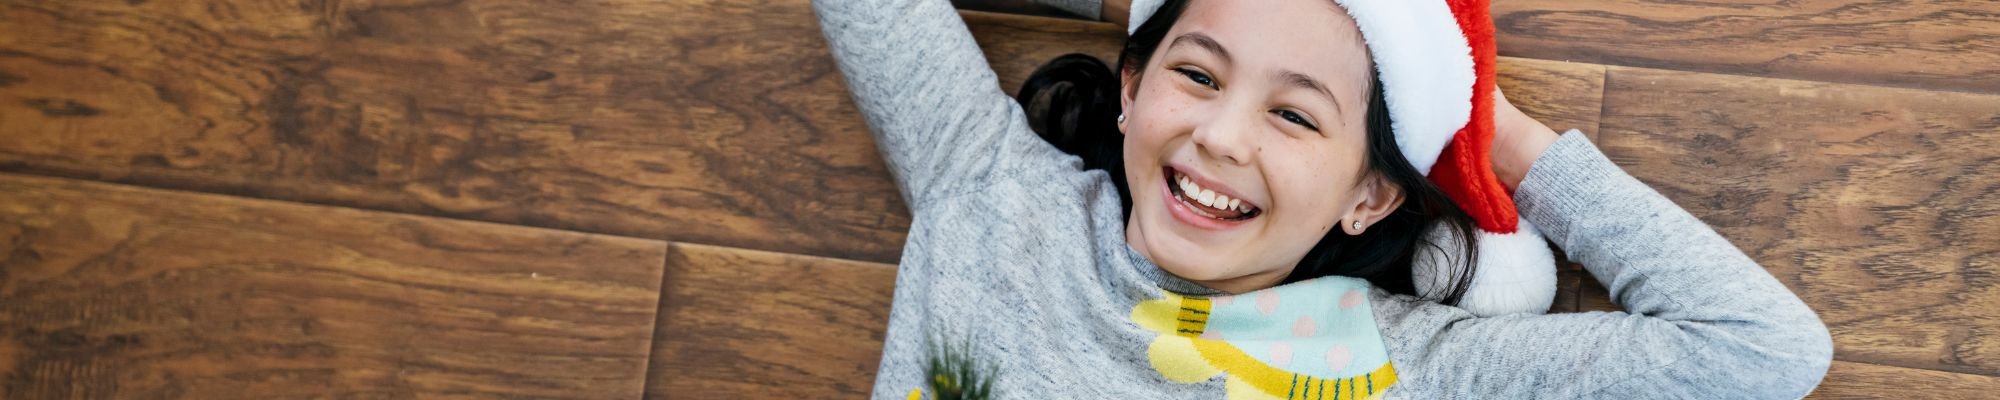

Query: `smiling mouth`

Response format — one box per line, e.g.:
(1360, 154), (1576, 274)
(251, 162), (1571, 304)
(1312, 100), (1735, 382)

(1166, 167), (1264, 221)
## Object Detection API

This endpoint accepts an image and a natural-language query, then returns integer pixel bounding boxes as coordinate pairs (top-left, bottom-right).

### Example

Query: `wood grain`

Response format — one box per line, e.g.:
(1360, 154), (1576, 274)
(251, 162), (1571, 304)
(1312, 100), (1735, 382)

(0, 0), (911, 263)
(1807, 360), (2000, 399)
(963, 10), (1125, 97)
(1598, 66), (2000, 375)
(0, 173), (669, 398)
(1495, 58), (1605, 142)
(1572, 266), (1623, 314)
(1492, 0), (2000, 94)
(954, 0), (1080, 19)
(645, 243), (897, 399)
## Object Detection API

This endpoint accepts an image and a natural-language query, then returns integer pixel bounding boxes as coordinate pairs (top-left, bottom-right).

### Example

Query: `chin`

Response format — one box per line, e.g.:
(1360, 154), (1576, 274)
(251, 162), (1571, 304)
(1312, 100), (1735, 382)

(1134, 214), (1246, 282)
(1156, 255), (1241, 282)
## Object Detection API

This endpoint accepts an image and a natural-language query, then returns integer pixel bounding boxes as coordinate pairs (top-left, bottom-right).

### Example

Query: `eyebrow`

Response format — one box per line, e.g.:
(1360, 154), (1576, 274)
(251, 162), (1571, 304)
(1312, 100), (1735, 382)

(1277, 70), (1346, 121)
(1168, 33), (1232, 65)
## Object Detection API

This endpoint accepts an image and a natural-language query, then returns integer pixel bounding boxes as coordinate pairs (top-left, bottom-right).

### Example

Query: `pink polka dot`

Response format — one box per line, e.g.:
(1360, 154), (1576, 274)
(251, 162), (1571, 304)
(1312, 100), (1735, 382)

(1213, 296), (1233, 306)
(1326, 344), (1353, 371)
(1292, 316), (1317, 337)
(1270, 342), (1294, 367)
(1339, 289), (1364, 310)
(1256, 291), (1281, 315)
(1200, 328), (1225, 341)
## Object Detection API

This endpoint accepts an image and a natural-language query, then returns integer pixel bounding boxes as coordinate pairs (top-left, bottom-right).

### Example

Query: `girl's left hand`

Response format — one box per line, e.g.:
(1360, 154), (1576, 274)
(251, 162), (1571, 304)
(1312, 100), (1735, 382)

(1491, 88), (1560, 190)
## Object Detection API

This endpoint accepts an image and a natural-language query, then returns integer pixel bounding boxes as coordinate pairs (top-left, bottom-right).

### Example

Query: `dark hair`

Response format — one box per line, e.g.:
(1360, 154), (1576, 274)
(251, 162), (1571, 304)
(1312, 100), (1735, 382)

(1014, 0), (1481, 305)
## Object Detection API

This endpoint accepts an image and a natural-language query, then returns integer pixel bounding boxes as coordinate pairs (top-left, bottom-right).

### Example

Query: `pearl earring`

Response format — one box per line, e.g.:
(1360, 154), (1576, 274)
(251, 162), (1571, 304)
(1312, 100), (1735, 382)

(1117, 113), (1126, 124)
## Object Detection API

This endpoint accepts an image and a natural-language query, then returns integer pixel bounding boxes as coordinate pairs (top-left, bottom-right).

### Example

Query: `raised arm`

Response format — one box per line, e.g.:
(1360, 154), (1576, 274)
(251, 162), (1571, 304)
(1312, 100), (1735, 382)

(1378, 131), (1834, 398)
(813, 0), (1074, 207)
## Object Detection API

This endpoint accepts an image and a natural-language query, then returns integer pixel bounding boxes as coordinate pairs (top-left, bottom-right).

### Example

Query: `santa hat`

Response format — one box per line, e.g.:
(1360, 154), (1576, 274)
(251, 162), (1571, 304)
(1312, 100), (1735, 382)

(1128, 0), (1557, 316)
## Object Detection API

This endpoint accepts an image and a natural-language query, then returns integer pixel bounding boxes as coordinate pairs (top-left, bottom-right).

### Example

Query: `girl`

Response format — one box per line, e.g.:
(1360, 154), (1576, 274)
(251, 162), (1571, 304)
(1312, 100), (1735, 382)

(812, 0), (1833, 398)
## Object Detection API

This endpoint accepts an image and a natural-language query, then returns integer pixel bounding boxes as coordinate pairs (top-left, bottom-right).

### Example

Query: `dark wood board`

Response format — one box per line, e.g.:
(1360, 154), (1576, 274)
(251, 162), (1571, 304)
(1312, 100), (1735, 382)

(0, 173), (670, 398)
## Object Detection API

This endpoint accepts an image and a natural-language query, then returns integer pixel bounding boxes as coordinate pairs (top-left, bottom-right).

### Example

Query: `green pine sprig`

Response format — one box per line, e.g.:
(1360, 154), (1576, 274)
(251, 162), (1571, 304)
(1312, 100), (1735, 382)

(924, 339), (995, 400)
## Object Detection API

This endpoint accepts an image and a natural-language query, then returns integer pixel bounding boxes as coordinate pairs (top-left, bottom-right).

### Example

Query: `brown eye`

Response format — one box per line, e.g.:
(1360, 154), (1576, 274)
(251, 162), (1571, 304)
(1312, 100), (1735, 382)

(1274, 109), (1318, 131)
(1173, 67), (1216, 88)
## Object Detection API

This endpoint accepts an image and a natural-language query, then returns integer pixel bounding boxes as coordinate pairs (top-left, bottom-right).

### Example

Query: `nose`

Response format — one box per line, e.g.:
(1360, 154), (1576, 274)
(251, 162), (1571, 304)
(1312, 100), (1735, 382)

(1191, 103), (1258, 165)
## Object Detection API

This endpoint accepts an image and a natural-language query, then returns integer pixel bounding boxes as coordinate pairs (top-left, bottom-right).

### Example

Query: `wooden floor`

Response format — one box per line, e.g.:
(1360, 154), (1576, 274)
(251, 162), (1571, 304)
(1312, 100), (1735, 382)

(0, 0), (1994, 398)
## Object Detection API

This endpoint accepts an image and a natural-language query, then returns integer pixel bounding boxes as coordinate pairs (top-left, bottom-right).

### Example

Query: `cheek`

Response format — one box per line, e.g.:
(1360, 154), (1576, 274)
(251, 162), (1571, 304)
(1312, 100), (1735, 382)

(1127, 79), (1201, 141)
(1122, 110), (1190, 165)
(1265, 150), (1365, 228)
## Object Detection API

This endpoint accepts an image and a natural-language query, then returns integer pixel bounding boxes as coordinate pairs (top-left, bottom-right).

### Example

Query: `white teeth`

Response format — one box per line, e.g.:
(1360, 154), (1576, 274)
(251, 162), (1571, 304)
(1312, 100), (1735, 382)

(1175, 170), (1256, 215)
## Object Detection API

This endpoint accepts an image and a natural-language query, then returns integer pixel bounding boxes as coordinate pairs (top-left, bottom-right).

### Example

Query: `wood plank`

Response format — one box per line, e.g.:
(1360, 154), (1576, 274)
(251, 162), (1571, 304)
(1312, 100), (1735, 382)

(964, 11), (1125, 97)
(645, 243), (897, 399)
(1493, 0), (2000, 94)
(1807, 361), (2000, 399)
(1597, 66), (2000, 376)
(0, 173), (669, 398)
(1496, 58), (1605, 142)
(0, 0), (912, 263)
(1573, 267), (1622, 314)
(954, 0), (1081, 19)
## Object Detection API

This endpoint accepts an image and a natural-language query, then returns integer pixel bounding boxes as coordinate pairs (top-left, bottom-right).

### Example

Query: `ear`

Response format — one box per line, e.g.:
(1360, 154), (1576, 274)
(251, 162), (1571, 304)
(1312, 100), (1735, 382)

(1344, 175), (1406, 235)
(1118, 59), (1141, 135)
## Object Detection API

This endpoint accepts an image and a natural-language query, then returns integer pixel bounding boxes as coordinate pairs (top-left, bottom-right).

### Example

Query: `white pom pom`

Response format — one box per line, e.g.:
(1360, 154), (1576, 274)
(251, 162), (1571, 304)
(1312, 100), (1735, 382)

(1411, 217), (1558, 316)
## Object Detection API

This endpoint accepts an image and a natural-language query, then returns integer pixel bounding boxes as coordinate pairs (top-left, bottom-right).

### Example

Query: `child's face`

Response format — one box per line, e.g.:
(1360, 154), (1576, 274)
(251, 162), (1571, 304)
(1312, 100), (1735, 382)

(1121, 0), (1397, 293)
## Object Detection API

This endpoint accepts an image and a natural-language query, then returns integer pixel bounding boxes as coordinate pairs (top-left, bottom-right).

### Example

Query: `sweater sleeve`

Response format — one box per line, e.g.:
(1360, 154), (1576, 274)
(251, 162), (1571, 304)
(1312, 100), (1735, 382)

(1376, 130), (1834, 398)
(812, 0), (1077, 209)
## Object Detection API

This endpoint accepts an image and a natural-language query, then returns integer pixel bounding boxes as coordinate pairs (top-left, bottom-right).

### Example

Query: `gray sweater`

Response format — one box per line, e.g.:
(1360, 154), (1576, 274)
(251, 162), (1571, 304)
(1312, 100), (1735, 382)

(811, 0), (1834, 398)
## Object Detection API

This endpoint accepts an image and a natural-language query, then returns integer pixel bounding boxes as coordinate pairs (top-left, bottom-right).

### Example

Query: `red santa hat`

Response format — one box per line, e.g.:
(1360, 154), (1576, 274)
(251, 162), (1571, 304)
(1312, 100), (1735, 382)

(1129, 0), (1557, 316)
